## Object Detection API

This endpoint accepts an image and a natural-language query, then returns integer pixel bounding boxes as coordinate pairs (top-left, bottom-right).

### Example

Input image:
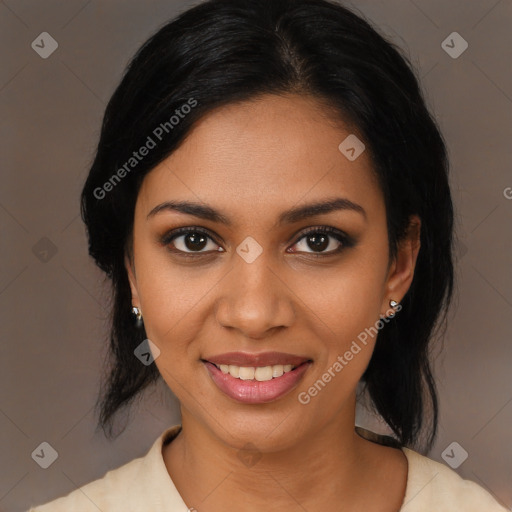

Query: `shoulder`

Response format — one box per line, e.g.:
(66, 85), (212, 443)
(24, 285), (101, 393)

(401, 447), (508, 512)
(27, 455), (145, 511)
(27, 425), (184, 512)
(355, 427), (507, 511)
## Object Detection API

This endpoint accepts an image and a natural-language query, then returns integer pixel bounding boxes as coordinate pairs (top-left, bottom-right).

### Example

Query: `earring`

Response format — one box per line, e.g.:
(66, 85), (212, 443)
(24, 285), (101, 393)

(387, 299), (399, 318)
(131, 306), (143, 326)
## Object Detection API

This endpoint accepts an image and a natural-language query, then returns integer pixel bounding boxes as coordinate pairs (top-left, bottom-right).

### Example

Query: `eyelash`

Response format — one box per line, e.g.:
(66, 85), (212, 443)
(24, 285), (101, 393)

(160, 225), (355, 258)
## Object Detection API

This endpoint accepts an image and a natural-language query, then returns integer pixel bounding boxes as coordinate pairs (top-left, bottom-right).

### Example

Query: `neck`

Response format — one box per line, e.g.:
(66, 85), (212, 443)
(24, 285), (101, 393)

(163, 397), (389, 511)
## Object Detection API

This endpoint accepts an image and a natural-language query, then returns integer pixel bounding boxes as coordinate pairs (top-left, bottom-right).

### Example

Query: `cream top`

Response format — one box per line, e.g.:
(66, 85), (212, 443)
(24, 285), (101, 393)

(28, 424), (508, 511)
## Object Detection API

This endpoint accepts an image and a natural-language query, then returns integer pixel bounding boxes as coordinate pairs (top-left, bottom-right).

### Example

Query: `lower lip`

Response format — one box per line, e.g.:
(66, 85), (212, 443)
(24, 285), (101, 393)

(204, 361), (311, 404)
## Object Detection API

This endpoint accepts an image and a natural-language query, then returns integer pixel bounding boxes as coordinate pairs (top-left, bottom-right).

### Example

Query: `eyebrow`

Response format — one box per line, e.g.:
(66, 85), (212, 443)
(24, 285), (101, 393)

(146, 197), (367, 225)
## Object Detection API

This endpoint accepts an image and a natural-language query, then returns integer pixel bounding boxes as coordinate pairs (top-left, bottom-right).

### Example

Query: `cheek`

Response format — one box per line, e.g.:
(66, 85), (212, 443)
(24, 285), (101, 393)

(295, 275), (384, 412)
(137, 263), (207, 396)
(132, 242), (211, 361)
(293, 251), (387, 388)
(299, 255), (386, 337)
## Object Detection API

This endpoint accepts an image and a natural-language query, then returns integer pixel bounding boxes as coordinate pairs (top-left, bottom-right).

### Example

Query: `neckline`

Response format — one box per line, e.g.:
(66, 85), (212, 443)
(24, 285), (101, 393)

(355, 426), (410, 511)
(160, 424), (410, 511)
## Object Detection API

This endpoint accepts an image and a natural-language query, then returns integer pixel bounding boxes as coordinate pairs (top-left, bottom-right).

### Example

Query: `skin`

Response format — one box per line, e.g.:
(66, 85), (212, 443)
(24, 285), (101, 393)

(125, 93), (421, 512)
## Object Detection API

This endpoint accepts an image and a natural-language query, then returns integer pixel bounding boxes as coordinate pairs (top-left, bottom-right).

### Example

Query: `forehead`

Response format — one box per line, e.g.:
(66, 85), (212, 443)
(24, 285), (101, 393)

(137, 94), (383, 224)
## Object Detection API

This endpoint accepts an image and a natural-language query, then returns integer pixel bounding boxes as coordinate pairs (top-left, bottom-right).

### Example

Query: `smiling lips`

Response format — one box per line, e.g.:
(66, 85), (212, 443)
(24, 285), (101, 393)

(203, 351), (312, 404)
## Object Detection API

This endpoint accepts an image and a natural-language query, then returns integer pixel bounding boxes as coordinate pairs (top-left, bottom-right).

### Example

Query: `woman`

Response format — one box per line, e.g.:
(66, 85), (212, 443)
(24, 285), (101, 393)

(28, 0), (507, 510)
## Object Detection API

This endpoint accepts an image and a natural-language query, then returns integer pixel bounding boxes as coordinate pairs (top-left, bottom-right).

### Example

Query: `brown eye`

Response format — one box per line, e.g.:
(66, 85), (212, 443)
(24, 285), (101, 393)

(288, 226), (354, 255)
(161, 227), (222, 254)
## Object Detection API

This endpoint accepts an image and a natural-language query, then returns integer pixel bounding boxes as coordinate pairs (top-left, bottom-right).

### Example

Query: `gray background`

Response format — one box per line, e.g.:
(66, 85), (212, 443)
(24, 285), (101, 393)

(1, 0), (511, 510)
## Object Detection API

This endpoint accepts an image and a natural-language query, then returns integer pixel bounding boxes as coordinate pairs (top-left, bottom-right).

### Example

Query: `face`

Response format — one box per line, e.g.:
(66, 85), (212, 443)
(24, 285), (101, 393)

(126, 93), (420, 452)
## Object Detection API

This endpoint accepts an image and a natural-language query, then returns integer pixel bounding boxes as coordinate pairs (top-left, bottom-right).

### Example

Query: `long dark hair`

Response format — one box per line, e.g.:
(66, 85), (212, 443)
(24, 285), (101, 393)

(81, 0), (454, 452)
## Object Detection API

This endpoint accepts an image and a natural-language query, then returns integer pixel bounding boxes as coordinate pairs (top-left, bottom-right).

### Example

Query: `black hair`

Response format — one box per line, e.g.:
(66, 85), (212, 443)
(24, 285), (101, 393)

(81, 0), (454, 452)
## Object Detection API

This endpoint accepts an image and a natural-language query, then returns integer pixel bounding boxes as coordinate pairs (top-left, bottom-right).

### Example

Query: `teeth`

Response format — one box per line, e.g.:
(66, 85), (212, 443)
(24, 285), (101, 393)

(255, 366), (273, 381)
(272, 365), (284, 378)
(216, 363), (298, 381)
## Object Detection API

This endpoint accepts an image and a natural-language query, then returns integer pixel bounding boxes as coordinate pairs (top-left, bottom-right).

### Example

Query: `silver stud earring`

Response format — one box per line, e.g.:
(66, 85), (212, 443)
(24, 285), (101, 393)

(132, 306), (143, 326)
(387, 299), (399, 318)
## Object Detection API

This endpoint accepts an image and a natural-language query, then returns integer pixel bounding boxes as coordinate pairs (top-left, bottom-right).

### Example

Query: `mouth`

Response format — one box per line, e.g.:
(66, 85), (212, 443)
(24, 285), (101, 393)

(202, 359), (313, 404)
(205, 361), (305, 381)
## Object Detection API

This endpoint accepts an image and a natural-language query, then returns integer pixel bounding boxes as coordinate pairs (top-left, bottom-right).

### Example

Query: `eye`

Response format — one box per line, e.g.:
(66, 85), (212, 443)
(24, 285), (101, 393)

(288, 226), (352, 256)
(160, 225), (354, 257)
(161, 227), (222, 255)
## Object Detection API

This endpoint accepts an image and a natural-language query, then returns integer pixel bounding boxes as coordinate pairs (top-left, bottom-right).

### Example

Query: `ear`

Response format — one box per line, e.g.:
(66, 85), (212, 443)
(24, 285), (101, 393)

(124, 253), (141, 308)
(380, 214), (421, 316)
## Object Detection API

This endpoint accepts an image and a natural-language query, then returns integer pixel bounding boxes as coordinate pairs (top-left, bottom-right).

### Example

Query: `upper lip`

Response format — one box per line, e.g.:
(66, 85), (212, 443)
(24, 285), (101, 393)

(204, 351), (312, 367)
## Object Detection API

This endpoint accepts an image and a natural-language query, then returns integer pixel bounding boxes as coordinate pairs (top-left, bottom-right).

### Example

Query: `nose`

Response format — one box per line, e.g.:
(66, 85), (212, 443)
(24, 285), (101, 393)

(214, 252), (296, 340)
